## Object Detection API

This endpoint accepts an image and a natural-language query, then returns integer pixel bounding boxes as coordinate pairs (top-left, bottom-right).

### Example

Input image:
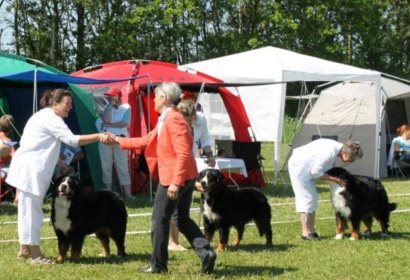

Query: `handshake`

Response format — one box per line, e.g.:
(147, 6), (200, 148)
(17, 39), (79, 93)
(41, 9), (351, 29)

(99, 132), (120, 145)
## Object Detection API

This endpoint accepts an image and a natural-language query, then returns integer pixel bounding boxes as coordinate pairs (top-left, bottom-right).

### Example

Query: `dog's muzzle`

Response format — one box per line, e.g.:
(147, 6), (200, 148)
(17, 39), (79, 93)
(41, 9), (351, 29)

(57, 184), (70, 196)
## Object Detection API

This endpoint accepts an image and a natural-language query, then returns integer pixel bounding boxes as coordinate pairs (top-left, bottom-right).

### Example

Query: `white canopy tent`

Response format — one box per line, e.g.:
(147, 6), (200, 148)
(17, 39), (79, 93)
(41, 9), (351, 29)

(184, 46), (381, 180)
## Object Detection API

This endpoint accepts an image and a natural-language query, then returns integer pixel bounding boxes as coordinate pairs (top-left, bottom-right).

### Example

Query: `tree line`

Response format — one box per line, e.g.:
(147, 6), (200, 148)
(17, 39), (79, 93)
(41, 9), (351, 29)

(0, 0), (409, 79)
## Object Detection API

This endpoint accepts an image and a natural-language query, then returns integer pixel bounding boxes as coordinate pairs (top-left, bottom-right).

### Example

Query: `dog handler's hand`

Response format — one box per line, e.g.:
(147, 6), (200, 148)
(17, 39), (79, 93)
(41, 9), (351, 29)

(195, 181), (204, 192)
(168, 184), (179, 200)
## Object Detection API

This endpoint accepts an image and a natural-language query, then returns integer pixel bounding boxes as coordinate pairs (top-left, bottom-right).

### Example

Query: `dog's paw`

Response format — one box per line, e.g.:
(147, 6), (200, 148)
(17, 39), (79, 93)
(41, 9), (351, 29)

(349, 236), (359, 241)
(55, 255), (65, 264)
(334, 233), (344, 240)
(381, 232), (390, 238)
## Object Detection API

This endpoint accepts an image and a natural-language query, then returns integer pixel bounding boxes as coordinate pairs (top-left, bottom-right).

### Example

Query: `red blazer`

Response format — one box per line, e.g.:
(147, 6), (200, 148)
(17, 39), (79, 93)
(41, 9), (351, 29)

(119, 108), (198, 187)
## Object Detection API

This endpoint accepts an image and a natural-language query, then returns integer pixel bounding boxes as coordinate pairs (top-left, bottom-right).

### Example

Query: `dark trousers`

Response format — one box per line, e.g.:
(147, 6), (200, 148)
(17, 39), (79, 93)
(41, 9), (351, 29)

(150, 179), (213, 271)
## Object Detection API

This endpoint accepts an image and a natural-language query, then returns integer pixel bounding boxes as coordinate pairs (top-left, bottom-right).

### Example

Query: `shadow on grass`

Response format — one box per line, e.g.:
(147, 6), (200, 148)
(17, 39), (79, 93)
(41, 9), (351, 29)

(122, 193), (155, 209)
(72, 252), (151, 265)
(227, 242), (295, 253)
(0, 204), (17, 216)
(326, 231), (410, 241)
(214, 264), (297, 277)
(363, 231), (410, 240)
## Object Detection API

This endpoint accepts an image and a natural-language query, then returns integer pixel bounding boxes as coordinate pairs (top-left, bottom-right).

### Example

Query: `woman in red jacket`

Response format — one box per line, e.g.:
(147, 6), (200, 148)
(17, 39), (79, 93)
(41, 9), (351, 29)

(107, 82), (216, 274)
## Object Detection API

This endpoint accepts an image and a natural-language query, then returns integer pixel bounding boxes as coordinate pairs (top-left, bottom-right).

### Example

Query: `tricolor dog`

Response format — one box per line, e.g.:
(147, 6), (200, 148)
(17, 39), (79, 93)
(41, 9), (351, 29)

(326, 167), (396, 240)
(198, 169), (273, 252)
(51, 175), (128, 263)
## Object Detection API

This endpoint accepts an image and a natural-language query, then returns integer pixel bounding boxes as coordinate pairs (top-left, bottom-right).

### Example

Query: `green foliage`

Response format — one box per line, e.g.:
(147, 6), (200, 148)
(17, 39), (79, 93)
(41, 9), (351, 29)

(0, 0), (408, 79)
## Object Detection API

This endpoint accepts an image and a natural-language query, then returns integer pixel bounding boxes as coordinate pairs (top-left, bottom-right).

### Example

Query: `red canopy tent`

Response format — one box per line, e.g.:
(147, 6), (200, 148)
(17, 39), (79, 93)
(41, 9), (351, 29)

(71, 60), (265, 192)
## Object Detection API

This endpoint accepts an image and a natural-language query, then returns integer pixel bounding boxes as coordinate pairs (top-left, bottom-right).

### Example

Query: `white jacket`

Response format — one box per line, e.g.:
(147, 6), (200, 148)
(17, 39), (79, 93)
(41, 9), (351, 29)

(289, 138), (343, 178)
(6, 108), (80, 198)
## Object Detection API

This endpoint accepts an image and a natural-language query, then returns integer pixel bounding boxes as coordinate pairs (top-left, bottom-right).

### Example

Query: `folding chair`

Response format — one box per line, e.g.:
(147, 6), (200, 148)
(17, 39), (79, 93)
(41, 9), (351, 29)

(232, 141), (266, 187)
(387, 144), (408, 179)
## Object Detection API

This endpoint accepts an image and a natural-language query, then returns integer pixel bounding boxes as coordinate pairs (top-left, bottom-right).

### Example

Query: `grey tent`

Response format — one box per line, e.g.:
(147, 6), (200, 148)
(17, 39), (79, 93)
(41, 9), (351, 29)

(292, 75), (410, 178)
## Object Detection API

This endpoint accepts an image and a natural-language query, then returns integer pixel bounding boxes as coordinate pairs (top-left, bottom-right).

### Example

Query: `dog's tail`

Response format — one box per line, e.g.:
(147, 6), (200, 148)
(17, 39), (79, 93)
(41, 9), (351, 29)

(388, 203), (397, 212)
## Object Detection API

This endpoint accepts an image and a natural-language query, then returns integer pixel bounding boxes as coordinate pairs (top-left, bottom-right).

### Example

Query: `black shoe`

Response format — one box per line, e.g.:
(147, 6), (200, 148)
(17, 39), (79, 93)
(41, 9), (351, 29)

(201, 250), (216, 274)
(138, 266), (166, 274)
(301, 233), (319, 241)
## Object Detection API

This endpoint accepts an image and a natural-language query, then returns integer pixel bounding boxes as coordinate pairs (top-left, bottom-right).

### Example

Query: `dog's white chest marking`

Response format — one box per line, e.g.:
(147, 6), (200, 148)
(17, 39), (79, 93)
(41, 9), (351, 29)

(203, 201), (220, 222)
(330, 183), (351, 218)
(54, 197), (72, 235)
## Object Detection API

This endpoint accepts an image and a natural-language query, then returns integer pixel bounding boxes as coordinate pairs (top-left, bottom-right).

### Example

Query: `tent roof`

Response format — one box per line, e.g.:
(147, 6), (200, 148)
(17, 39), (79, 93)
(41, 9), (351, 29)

(0, 51), (61, 74)
(184, 46), (381, 82)
(381, 75), (410, 99)
(0, 70), (143, 85)
(71, 59), (227, 90)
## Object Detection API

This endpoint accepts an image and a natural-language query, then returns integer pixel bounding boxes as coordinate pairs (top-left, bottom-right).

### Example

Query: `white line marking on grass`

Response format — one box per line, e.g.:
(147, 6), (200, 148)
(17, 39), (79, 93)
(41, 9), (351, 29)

(1, 208), (409, 244)
(1, 192), (410, 225)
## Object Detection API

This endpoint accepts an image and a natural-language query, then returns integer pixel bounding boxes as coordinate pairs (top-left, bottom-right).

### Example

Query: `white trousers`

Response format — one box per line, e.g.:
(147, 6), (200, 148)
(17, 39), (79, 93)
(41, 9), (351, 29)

(98, 143), (131, 186)
(288, 158), (318, 213)
(18, 191), (43, 245)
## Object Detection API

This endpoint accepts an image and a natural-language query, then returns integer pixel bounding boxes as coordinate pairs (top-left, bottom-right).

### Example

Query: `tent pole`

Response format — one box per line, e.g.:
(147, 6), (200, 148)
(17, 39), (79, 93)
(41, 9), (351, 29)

(374, 78), (382, 179)
(33, 68), (38, 114)
(147, 82), (153, 202)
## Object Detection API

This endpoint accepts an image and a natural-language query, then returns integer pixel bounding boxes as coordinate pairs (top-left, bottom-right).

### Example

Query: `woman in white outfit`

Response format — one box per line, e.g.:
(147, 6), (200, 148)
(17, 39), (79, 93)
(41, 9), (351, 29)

(288, 139), (362, 240)
(6, 89), (108, 264)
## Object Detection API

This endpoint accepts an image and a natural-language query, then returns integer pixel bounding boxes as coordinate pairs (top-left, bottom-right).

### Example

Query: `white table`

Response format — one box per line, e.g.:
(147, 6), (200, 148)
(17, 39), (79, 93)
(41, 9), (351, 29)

(196, 157), (247, 187)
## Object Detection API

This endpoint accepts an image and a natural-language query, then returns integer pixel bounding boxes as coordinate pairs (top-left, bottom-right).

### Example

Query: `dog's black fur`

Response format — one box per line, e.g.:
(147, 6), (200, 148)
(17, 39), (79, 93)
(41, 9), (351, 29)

(51, 175), (128, 263)
(198, 169), (272, 252)
(326, 167), (396, 240)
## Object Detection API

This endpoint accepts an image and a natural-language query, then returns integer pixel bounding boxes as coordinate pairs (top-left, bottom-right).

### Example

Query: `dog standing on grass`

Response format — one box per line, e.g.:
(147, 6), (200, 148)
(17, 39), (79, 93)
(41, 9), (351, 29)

(51, 174), (128, 263)
(326, 167), (396, 240)
(198, 169), (273, 252)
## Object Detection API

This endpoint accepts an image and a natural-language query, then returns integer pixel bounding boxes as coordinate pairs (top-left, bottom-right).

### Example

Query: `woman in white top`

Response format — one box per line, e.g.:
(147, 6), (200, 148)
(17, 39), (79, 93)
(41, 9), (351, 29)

(6, 88), (107, 264)
(288, 139), (362, 240)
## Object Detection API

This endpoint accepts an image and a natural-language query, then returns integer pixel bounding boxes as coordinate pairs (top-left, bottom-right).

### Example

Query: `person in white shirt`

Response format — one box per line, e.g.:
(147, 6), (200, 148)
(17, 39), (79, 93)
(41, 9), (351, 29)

(98, 87), (134, 200)
(6, 88), (108, 264)
(287, 139), (362, 241)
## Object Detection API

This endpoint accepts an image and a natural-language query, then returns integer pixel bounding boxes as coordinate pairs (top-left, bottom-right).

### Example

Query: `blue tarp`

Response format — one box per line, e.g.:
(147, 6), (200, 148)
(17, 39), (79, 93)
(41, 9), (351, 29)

(0, 70), (143, 84)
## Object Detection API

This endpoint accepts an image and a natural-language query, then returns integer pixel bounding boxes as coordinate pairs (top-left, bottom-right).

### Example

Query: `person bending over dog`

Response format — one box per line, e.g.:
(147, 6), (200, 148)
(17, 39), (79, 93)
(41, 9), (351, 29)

(287, 139), (363, 241)
(6, 89), (110, 265)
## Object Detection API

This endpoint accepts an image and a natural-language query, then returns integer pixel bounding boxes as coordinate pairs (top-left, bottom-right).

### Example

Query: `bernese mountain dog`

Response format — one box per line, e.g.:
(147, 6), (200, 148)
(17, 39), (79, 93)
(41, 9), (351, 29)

(326, 167), (396, 240)
(51, 175), (128, 263)
(198, 169), (273, 252)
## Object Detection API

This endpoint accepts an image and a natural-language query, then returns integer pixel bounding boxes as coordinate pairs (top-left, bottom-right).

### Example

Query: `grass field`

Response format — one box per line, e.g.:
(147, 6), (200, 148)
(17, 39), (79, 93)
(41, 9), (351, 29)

(1, 142), (410, 279)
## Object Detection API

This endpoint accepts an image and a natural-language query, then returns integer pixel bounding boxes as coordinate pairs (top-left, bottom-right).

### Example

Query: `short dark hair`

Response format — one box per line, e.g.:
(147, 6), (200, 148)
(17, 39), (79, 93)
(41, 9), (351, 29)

(40, 88), (72, 108)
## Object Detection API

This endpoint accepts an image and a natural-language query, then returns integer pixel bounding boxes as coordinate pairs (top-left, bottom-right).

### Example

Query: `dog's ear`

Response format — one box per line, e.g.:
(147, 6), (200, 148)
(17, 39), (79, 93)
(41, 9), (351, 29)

(198, 170), (205, 181)
(68, 170), (80, 182)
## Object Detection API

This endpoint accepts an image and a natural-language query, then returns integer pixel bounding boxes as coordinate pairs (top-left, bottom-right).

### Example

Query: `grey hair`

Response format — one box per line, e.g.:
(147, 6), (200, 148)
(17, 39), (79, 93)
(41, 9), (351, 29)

(154, 82), (181, 106)
(342, 140), (363, 161)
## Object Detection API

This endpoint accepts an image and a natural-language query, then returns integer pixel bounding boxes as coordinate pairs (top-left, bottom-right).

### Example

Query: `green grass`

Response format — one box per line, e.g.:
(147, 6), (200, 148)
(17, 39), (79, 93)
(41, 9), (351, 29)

(1, 142), (410, 279)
